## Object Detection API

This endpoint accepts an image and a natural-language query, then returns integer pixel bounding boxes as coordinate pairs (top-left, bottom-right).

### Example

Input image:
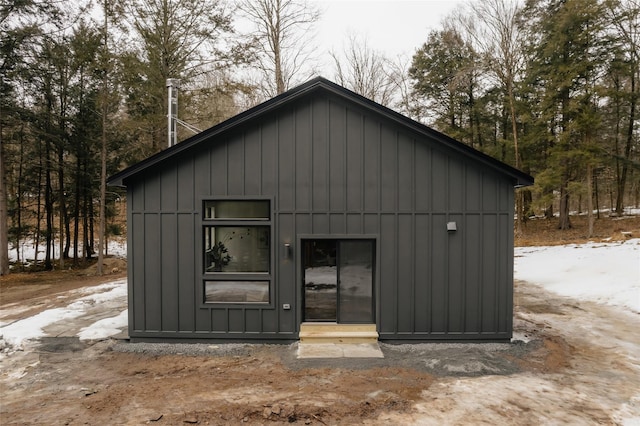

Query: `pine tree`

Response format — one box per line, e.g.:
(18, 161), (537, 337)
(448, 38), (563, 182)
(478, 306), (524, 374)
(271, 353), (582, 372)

(522, 0), (608, 229)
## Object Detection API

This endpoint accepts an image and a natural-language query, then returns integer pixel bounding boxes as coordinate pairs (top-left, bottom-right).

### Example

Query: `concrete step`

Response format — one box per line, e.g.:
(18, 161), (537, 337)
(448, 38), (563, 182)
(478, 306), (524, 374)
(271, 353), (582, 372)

(299, 323), (378, 344)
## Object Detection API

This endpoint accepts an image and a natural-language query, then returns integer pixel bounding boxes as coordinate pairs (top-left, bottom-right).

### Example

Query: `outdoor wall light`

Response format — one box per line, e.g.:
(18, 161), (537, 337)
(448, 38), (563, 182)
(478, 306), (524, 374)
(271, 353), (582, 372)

(447, 221), (457, 232)
(284, 243), (292, 259)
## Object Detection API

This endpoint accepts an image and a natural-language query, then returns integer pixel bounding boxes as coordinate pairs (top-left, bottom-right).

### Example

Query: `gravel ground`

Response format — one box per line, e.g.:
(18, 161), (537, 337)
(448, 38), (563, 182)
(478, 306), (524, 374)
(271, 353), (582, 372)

(111, 339), (536, 377)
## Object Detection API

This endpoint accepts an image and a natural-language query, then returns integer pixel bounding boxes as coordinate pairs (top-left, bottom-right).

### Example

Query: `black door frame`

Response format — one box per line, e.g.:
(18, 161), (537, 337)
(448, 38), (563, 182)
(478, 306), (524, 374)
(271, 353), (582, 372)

(297, 235), (378, 325)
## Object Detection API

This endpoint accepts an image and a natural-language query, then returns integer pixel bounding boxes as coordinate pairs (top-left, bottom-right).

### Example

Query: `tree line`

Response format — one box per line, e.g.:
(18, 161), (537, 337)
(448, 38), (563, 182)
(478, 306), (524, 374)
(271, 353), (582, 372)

(406, 0), (639, 236)
(1, 0), (638, 274)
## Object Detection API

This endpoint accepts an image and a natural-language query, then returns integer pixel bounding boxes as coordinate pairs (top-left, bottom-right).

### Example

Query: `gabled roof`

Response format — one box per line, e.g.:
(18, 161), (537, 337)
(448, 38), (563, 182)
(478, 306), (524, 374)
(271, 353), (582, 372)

(108, 76), (533, 187)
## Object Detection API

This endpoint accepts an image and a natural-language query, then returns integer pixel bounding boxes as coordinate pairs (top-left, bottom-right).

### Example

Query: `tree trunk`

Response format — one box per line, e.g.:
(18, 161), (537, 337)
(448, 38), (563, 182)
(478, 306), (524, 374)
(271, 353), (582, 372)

(558, 177), (572, 230)
(15, 123), (26, 269)
(587, 163), (594, 238)
(615, 66), (637, 216)
(594, 168), (600, 219)
(34, 140), (43, 265)
(83, 159), (91, 259)
(44, 82), (54, 270)
(97, 1), (109, 275)
(73, 153), (81, 264)
(508, 81), (523, 237)
(0, 107), (9, 275)
(44, 141), (53, 270)
(58, 145), (66, 269)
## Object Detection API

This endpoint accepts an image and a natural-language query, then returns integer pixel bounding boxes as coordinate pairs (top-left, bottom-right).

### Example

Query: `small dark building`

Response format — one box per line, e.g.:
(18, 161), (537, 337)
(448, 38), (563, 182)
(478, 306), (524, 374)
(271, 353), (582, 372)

(108, 77), (533, 343)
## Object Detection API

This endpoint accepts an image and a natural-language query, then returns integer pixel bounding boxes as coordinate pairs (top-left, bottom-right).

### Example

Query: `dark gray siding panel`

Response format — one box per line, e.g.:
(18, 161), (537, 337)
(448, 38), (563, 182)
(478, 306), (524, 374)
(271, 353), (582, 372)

(312, 98), (328, 211)
(415, 144), (431, 211)
(464, 214), (481, 332)
(211, 144), (226, 195)
(280, 113), (296, 211)
(466, 167), (482, 211)
(312, 213), (329, 234)
(363, 121), (380, 211)
(229, 309), (244, 332)
(193, 152), (211, 332)
(177, 157), (194, 211)
(227, 136), (245, 195)
(131, 211), (145, 333)
(329, 101), (346, 211)
(481, 214), (498, 332)
(431, 150), (447, 211)
(397, 214), (413, 333)
(449, 161), (464, 211)
(346, 109), (363, 211)
(177, 213), (195, 331)
(161, 166), (177, 211)
(430, 213), (447, 333)
(246, 309), (261, 333)
(261, 120), (278, 197)
(329, 213), (345, 234)
(244, 127), (262, 195)
(212, 310), (227, 332)
(413, 214), (430, 333)
(294, 104), (311, 211)
(144, 213), (161, 331)
(379, 214), (396, 334)
(398, 135), (413, 211)
(447, 213), (464, 333)
(278, 213), (295, 333)
(161, 214), (178, 331)
(380, 127), (397, 211)
(346, 213), (361, 234)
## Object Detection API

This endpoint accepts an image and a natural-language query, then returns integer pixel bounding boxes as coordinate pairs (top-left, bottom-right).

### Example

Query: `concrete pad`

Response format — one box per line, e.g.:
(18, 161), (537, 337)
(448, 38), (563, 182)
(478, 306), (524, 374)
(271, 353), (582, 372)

(297, 342), (384, 359)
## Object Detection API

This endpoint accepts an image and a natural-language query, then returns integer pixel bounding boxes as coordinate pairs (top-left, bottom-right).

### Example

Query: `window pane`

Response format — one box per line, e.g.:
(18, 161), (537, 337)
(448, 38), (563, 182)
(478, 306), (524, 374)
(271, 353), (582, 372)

(204, 200), (269, 219)
(205, 281), (269, 303)
(339, 240), (374, 323)
(204, 226), (270, 272)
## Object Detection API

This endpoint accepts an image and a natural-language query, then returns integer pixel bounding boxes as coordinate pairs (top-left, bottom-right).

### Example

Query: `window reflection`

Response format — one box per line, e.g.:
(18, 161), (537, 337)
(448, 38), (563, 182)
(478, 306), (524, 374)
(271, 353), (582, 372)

(204, 226), (270, 272)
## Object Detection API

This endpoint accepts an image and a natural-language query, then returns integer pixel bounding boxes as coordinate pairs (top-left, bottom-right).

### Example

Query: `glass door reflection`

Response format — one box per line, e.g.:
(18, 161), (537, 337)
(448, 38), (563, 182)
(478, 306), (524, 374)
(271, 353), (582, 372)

(302, 239), (374, 323)
(303, 240), (337, 321)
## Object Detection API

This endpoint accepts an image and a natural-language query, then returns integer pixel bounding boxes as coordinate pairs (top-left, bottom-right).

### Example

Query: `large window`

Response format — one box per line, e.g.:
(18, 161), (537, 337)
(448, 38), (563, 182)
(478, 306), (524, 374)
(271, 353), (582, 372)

(202, 200), (271, 304)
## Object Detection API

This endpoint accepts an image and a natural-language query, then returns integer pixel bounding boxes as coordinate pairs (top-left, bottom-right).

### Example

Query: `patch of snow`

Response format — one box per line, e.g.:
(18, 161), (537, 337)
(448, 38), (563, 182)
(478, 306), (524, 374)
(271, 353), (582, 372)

(515, 239), (640, 313)
(78, 309), (128, 341)
(8, 238), (127, 265)
(0, 279), (127, 350)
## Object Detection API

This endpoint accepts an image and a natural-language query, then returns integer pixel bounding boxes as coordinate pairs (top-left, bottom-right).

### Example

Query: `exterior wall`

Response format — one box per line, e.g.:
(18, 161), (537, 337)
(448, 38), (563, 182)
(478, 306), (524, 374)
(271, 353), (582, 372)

(127, 92), (515, 341)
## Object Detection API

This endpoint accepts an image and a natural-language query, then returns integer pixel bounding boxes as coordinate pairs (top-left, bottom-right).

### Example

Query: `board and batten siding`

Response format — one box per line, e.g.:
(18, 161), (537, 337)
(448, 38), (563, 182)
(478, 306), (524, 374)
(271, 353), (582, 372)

(127, 92), (514, 341)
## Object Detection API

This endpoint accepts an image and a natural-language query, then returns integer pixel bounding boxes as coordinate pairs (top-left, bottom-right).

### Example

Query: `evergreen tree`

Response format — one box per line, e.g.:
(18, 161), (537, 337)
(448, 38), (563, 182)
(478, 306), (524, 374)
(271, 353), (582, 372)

(409, 27), (482, 148)
(521, 0), (608, 229)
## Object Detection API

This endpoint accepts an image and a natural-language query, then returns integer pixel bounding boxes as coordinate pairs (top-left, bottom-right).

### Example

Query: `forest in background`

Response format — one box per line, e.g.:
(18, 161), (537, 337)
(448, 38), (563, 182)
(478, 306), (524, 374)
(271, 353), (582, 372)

(0, 0), (638, 273)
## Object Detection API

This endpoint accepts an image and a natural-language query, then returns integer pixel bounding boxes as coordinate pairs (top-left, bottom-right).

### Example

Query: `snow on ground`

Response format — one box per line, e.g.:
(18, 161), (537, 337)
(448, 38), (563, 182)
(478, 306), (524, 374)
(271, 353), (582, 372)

(1, 279), (127, 350)
(515, 239), (640, 313)
(7, 238), (127, 267)
(77, 309), (128, 341)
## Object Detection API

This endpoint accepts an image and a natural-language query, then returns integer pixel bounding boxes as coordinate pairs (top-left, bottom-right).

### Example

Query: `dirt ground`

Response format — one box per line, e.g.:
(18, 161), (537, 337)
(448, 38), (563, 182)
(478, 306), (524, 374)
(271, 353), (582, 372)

(1, 279), (639, 424)
(1, 217), (639, 425)
(515, 213), (640, 246)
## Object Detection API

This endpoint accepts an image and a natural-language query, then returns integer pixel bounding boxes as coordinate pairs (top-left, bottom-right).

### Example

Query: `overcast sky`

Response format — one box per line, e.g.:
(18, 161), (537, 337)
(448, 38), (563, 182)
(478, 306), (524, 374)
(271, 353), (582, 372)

(312, 0), (466, 70)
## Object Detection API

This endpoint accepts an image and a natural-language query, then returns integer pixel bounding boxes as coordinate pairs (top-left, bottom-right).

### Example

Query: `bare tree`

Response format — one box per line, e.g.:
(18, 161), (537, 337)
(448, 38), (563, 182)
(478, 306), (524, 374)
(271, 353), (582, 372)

(457, 0), (527, 233)
(386, 54), (421, 120)
(239, 0), (320, 96)
(330, 34), (397, 106)
(97, 0), (109, 276)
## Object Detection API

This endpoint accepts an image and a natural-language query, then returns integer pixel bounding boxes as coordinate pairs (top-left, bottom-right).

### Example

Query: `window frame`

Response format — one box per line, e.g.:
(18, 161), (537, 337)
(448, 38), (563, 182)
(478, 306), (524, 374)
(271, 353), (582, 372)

(199, 197), (273, 307)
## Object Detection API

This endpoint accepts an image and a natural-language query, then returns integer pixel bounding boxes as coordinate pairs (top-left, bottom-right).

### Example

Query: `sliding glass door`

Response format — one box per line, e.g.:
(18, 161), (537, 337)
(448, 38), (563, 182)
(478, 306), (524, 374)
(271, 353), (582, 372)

(302, 239), (374, 323)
